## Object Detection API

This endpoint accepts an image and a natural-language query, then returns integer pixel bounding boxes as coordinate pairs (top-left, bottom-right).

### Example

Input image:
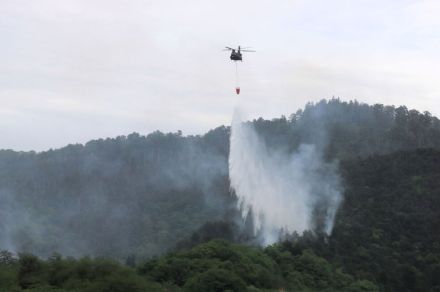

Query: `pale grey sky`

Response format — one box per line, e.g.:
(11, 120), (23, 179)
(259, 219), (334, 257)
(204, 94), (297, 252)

(1, 0), (439, 151)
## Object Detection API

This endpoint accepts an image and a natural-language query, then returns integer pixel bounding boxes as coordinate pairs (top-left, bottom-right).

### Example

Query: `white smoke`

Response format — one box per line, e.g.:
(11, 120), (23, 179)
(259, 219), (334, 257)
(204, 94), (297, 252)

(229, 108), (342, 245)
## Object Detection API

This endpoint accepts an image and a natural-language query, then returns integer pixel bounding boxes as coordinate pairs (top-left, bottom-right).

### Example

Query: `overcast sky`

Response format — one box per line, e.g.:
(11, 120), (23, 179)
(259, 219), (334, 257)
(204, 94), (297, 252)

(1, 0), (440, 151)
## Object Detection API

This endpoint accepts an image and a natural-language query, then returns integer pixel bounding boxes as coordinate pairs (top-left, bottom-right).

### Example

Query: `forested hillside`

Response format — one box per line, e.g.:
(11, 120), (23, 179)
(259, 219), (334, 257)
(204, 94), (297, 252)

(330, 149), (440, 291)
(254, 99), (440, 158)
(1, 149), (439, 291)
(0, 129), (233, 259)
(0, 98), (439, 266)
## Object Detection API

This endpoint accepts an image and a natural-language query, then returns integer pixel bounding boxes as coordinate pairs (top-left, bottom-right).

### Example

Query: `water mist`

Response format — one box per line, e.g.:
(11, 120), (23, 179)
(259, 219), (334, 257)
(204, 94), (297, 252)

(229, 108), (342, 245)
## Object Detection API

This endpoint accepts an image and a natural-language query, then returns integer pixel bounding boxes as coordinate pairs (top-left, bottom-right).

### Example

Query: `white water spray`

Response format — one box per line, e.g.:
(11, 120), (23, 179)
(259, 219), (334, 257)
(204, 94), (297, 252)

(229, 108), (342, 245)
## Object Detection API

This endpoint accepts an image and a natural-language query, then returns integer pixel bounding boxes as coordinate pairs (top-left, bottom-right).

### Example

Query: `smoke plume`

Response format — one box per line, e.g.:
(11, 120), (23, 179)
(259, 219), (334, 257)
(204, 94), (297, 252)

(229, 108), (342, 245)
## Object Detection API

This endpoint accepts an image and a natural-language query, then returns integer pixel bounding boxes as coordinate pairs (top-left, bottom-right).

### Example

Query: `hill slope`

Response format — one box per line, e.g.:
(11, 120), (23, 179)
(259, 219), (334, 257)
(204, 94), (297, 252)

(0, 99), (439, 261)
(330, 149), (440, 291)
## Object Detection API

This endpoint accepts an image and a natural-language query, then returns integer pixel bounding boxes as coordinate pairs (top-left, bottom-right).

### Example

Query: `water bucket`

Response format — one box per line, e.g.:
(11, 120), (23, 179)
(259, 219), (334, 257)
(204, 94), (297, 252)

(235, 87), (240, 95)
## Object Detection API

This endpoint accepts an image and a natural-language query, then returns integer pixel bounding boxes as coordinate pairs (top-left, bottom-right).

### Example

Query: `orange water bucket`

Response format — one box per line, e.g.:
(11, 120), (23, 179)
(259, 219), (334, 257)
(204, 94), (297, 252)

(235, 87), (240, 94)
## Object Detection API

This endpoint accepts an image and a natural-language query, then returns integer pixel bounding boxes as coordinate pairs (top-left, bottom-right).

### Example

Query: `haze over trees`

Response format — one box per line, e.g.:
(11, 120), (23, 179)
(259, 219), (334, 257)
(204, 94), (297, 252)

(0, 99), (440, 291)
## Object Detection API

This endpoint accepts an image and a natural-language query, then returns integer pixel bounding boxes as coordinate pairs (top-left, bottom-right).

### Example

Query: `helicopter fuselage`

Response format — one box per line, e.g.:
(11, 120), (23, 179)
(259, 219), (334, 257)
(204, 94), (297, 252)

(230, 50), (242, 61)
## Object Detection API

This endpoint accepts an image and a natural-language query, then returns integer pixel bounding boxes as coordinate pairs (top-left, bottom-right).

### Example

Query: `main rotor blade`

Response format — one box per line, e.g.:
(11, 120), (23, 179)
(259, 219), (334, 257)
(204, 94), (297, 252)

(241, 49), (256, 52)
(224, 47), (233, 50)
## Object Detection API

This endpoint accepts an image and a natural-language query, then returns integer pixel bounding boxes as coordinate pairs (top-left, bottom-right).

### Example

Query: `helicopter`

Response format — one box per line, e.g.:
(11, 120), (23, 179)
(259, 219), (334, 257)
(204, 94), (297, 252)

(224, 46), (255, 61)
(224, 46), (255, 95)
